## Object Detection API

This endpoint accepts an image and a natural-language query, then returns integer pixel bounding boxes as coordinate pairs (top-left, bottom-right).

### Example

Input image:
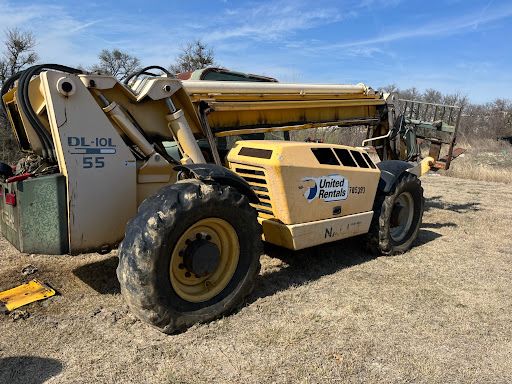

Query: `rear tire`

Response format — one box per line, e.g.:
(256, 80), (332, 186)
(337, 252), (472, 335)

(117, 181), (262, 333)
(367, 173), (424, 255)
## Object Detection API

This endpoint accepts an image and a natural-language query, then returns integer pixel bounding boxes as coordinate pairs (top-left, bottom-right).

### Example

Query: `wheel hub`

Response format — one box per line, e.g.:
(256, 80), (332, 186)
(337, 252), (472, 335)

(170, 218), (240, 303)
(389, 192), (415, 242)
(182, 236), (220, 277)
(390, 204), (403, 227)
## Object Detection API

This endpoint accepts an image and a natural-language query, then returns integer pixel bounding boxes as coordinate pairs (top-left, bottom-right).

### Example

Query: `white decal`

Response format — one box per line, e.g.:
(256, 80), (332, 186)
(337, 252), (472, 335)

(302, 174), (349, 202)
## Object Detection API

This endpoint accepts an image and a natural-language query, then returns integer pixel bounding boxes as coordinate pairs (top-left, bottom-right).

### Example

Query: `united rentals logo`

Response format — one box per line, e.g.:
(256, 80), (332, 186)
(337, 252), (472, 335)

(302, 174), (349, 202)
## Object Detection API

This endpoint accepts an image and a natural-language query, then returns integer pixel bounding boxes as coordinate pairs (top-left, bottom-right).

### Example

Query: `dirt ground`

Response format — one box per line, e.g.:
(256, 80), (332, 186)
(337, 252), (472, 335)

(1, 174), (511, 384)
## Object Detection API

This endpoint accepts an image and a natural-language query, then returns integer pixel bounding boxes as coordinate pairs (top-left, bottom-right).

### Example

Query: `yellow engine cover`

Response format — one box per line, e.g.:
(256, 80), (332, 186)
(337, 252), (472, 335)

(227, 140), (381, 225)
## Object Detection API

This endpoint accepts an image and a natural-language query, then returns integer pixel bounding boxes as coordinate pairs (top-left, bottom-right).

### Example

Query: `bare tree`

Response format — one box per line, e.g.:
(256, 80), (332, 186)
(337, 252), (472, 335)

(169, 40), (215, 74)
(423, 89), (443, 104)
(485, 99), (512, 138)
(90, 49), (141, 80)
(398, 87), (422, 101)
(0, 28), (38, 163)
(0, 28), (38, 86)
(381, 84), (398, 93)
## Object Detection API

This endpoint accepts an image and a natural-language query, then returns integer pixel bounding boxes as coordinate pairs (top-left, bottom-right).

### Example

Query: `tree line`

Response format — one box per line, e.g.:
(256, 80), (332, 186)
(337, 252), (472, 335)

(0, 29), (215, 84)
(89, 40), (215, 81)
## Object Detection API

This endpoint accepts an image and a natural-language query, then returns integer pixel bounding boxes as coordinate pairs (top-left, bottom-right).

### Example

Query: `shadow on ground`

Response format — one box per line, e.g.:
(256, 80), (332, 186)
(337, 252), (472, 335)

(73, 256), (120, 294)
(425, 195), (480, 213)
(0, 356), (62, 384)
(73, 238), (377, 300)
(72, 195), (461, 297)
(421, 222), (458, 229)
(250, 227), (442, 302)
(415, 229), (443, 245)
(72, 226), (445, 303)
(251, 237), (374, 301)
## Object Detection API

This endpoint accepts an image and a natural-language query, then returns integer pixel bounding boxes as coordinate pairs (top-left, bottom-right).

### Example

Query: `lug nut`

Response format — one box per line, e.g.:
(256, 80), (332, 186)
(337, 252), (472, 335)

(178, 263), (184, 269)
(185, 272), (191, 278)
(196, 233), (202, 239)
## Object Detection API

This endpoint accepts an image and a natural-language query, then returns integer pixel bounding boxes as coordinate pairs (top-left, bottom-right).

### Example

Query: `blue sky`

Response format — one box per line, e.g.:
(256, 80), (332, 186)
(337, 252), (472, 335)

(0, 0), (510, 103)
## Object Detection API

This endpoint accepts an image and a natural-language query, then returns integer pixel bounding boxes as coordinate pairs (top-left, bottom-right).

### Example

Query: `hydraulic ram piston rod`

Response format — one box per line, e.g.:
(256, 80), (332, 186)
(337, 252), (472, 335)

(93, 90), (155, 157)
(165, 98), (206, 164)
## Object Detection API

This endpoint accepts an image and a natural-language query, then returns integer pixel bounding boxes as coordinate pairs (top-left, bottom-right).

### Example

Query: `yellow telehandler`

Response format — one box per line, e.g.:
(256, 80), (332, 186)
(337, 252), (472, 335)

(0, 64), (461, 333)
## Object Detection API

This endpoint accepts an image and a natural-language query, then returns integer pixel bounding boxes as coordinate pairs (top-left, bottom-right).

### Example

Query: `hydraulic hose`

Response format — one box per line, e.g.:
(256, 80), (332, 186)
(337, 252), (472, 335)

(0, 69), (50, 157)
(1, 71), (21, 115)
(17, 66), (53, 159)
(124, 65), (171, 85)
(16, 64), (83, 161)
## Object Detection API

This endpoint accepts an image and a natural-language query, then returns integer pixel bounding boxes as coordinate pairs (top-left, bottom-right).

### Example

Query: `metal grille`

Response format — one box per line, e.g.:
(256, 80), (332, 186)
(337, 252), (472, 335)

(233, 166), (275, 219)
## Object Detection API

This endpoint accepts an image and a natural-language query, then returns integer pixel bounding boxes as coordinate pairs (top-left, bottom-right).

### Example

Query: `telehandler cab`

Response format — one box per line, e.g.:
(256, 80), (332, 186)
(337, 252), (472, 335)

(0, 64), (461, 333)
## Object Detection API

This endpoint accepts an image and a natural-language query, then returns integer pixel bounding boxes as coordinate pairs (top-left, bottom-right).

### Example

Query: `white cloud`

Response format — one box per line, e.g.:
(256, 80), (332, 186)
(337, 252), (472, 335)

(0, 0), (104, 66)
(204, 1), (345, 42)
(0, 0), (406, 67)
(0, 0), (189, 67)
(312, 2), (512, 50)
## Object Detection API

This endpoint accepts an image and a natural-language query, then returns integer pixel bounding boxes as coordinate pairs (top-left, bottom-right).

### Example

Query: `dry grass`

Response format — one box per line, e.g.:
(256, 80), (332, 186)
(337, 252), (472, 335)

(1, 175), (512, 383)
(446, 162), (512, 184)
(444, 139), (512, 184)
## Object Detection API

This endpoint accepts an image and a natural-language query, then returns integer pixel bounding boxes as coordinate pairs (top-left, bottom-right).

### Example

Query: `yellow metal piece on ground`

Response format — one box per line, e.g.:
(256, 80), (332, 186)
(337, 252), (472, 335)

(0, 280), (55, 311)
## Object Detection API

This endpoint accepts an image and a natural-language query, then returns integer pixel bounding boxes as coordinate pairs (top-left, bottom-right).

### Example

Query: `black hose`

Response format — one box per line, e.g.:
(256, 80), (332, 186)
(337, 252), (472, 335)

(134, 71), (159, 77)
(17, 65), (53, 159)
(0, 68), (51, 158)
(16, 64), (82, 161)
(1, 71), (22, 115)
(124, 65), (171, 85)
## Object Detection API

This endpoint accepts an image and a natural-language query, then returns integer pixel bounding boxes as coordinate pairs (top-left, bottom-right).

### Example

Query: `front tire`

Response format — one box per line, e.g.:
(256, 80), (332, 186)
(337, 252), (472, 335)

(367, 173), (424, 255)
(117, 181), (262, 333)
